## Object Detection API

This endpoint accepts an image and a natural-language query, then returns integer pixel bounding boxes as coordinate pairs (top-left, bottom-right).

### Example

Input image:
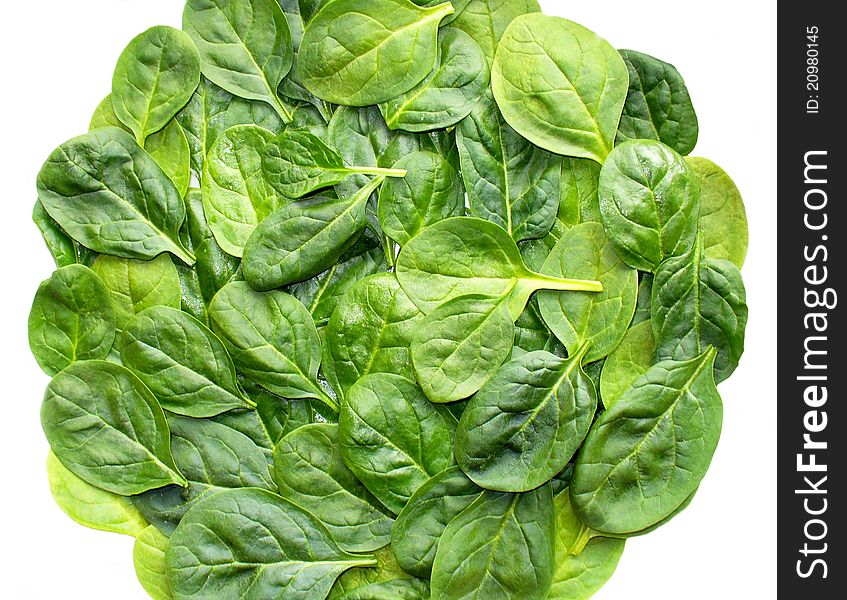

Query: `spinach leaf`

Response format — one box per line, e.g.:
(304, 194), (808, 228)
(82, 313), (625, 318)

(537, 222), (638, 363)
(46, 451), (148, 536)
(121, 306), (254, 417)
(91, 254), (182, 334)
(688, 157), (749, 268)
(391, 466), (483, 578)
(273, 423), (394, 552)
(339, 374), (454, 514)
(492, 15), (628, 162)
(559, 157), (602, 226)
(323, 273), (424, 400)
(169, 414), (276, 495)
(263, 130), (406, 199)
(452, 0), (540, 64)
(208, 281), (337, 410)
(165, 488), (375, 598)
(617, 49), (699, 156)
(299, 0), (454, 106)
(599, 319), (655, 410)
(652, 235), (748, 382)
(182, 0), (295, 122)
(144, 119), (192, 198)
(177, 77), (285, 179)
(598, 140), (701, 271)
(455, 347), (597, 492)
(36, 128), (194, 264)
(32, 199), (84, 269)
(431, 484), (556, 600)
(457, 91), (560, 241)
(242, 176), (386, 290)
(29, 265), (116, 375)
(42, 360), (186, 495)
(290, 244), (386, 326)
(379, 27), (489, 132)
(378, 150), (465, 246)
(133, 525), (172, 600)
(395, 217), (602, 315)
(548, 489), (625, 599)
(201, 124), (281, 258)
(411, 293), (515, 403)
(111, 26), (201, 144)
(570, 348), (722, 535)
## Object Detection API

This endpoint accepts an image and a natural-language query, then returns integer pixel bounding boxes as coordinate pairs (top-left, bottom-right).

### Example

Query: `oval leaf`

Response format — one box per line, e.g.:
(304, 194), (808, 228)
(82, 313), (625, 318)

(411, 294), (515, 403)
(598, 139), (701, 271)
(209, 281), (336, 410)
(651, 235), (748, 382)
(688, 156), (748, 268)
(455, 347), (597, 492)
(29, 265), (116, 375)
(36, 128), (194, 264)
(537, 222), (638, 363)
(492, 15), (628, 162)
(431, 484), (556, 600)
(458, 91), (561, 242)
(165, 488), (376, 599)
(242, 176), (385, 290)
(323, 273), (424, 400)
(121, 306), (253, 417)
(201, 124), (281, 257)
(299, 0), (454, 106)
(616, 49), (699, 155)
(112, 26), (201, 144)
(571, 348), (722, 535)
(377, 150), (465, 246)
(42, 360), (186, 495)
(183, 0), (294, 122)
(339, 374), (454, 514)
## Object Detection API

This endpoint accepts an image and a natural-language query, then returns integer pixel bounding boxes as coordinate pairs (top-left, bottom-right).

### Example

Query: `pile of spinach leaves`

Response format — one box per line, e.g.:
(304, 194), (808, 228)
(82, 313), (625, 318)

(29, 1), (748, 599)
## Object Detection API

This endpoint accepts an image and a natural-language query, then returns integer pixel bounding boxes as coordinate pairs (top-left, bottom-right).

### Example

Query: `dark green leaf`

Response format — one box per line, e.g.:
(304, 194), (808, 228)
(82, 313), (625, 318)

(29, 265), (116, 375)
(616, 49), (699, 156)
(36, 128), (194, 264)
(42, 361), (186, 495)
(455, 347), (597, 492)
(571, 348), (722, 535)
(339, 374), (454, 514)
(431, 484), (556, 600)
(273, 423), (394, 552)
(165, 488), (375, 598)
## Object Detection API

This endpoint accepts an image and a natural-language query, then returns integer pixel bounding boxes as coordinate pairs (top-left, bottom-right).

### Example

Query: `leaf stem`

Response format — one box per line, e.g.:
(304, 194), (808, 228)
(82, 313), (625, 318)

(271, 94), (294, 124)
(534, 274), (603, 293)
(354, 166), (407, 178)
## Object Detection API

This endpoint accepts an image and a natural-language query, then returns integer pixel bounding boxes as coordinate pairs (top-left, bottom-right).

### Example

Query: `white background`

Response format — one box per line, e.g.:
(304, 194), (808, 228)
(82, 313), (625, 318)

(0, 1), (776, 598)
